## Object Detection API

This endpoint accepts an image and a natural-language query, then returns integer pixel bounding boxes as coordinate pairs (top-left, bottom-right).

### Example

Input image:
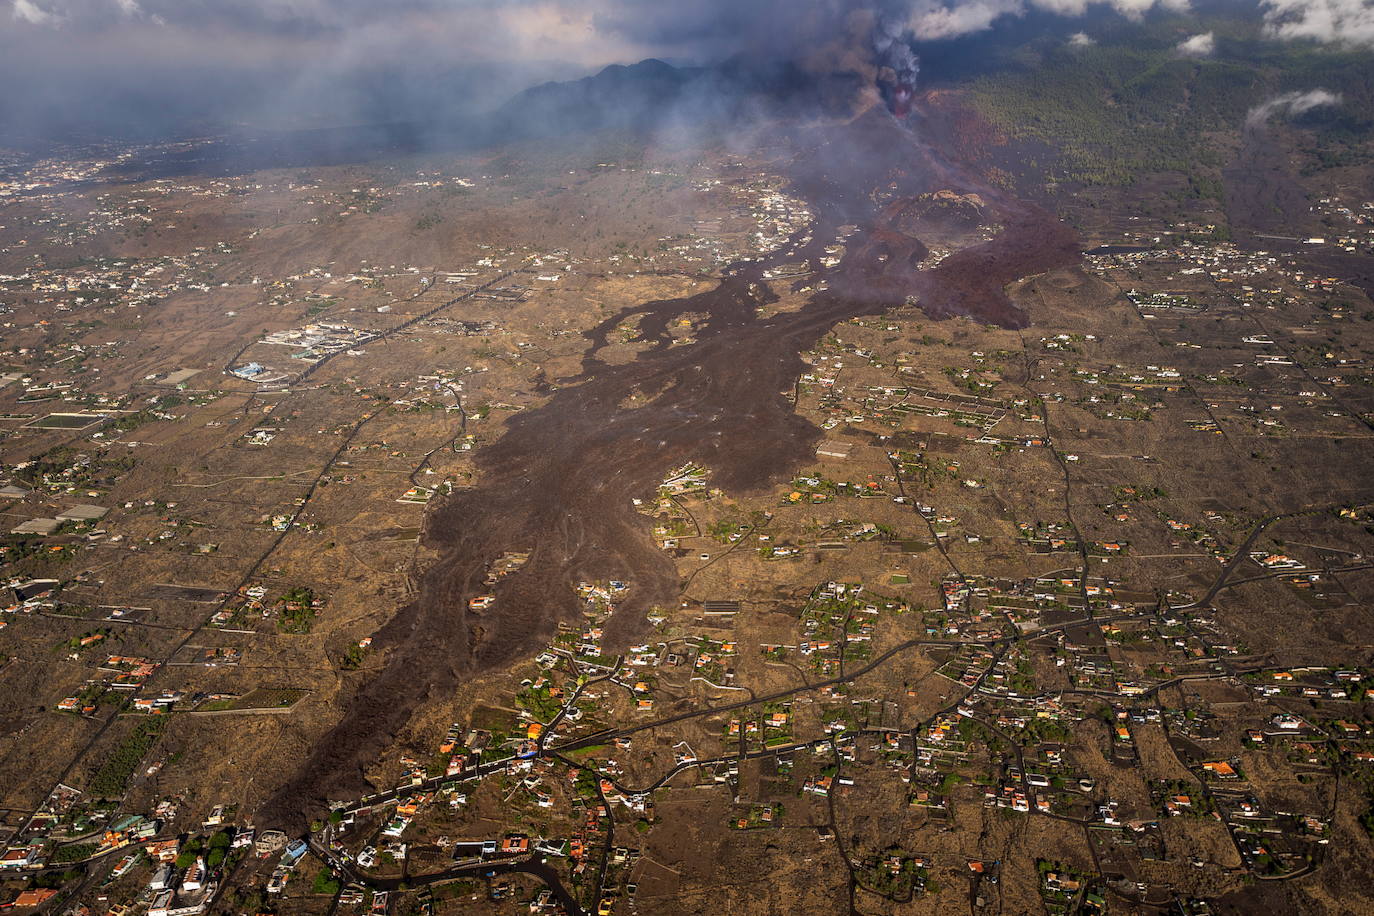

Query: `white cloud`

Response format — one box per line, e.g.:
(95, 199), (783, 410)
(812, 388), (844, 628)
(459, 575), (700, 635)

(1175, 30), (1214, 56)
(1068, 30), (1095, 45)
(905, 0), (1192, 40)
(1033, 0), (1189, 21)
(12, 0), (59, 24)
(1108, 0), (1168, 21)
(11, 0), (147, 25)
(1262, 0), (1374, 47)
(1024, 0), (1087, 15)
(1245, 88), (1342, 128)
(907, 0), (1023, 40)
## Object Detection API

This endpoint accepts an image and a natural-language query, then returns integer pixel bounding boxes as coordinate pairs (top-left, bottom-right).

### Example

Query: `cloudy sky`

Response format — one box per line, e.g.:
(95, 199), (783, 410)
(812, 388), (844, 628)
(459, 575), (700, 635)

(0, 0), (1368, 146)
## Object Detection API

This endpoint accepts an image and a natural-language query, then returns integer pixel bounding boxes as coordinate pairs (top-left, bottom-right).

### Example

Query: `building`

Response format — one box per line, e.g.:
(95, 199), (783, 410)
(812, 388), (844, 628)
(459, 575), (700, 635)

(0, 847), (40, 869)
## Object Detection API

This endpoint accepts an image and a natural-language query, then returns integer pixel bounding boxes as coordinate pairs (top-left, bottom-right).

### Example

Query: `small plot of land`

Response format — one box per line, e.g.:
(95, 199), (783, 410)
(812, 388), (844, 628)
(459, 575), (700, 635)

(25, 413), (108, 429)
(194, 688), (309, 713)
(145, 584), (228, 602)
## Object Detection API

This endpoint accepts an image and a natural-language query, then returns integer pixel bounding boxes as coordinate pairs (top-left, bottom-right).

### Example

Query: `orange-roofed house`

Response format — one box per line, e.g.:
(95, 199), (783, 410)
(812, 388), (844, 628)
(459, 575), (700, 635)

(14, 889), (58, 907)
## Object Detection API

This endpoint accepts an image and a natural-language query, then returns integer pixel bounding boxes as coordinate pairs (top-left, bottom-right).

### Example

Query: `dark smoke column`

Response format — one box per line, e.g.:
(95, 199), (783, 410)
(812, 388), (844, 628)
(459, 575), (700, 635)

(872, 10), (919, 116)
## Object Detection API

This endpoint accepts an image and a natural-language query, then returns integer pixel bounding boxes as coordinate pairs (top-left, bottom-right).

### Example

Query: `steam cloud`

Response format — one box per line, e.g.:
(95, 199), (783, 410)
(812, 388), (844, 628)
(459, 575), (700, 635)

(1244, 88), (1342, 129)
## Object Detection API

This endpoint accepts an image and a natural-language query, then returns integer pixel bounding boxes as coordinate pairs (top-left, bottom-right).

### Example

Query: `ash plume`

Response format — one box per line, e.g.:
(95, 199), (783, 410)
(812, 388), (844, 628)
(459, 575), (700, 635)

(872, 7), (922, 116)
(1245, 88), (1342, 129)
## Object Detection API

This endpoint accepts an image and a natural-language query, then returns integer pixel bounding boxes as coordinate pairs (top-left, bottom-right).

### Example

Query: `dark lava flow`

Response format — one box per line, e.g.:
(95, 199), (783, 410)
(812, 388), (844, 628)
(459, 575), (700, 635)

(263, 105), (1079, 827)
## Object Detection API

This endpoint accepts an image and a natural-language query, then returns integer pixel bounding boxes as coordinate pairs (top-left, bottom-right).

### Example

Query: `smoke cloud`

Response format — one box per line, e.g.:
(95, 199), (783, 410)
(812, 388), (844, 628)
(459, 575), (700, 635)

(0, 0), (1364, 149)
(1244, 88), (1342, 129)
(873, 4), (922, 113)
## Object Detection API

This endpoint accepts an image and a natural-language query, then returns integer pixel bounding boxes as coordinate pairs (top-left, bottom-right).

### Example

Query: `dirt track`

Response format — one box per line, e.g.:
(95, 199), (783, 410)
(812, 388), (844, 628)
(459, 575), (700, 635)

(260, 104), (1080, 829)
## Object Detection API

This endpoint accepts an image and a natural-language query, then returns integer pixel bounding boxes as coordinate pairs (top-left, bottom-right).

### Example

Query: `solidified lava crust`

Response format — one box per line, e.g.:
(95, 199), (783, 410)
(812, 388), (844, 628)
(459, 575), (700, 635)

(260, 106), (1080, 829)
